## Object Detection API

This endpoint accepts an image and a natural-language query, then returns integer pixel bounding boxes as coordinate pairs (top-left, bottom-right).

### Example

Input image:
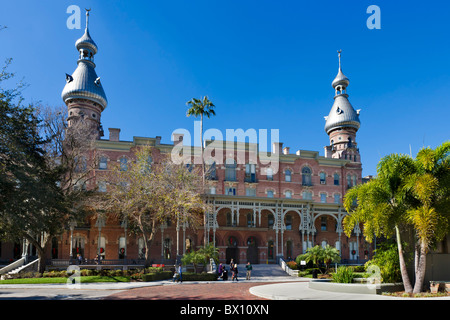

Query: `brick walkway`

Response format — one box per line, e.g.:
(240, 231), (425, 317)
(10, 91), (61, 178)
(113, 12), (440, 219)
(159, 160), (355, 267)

(105, 282), (274, 300)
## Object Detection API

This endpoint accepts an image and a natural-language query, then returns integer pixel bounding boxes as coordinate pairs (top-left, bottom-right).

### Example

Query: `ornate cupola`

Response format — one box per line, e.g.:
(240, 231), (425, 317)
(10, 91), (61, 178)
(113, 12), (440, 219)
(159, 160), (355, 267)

(324, 51), (361, 162)
(62, 9), (107, 138)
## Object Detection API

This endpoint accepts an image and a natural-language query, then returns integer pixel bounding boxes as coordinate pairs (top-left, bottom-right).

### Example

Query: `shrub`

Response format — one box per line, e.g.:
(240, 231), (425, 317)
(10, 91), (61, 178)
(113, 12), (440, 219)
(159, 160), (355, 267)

(364, 241), (402, 283)
(332, 266), (355, 283)
(181, 272), (218, 281)
(286, 261), (298, 270)
(142, 271), (173, 282)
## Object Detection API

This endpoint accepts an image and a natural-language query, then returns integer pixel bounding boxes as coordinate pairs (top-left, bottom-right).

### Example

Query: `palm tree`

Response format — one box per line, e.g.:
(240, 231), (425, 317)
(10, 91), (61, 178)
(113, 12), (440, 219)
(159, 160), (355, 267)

(404, 142), (450, 293)
(343, 153), (416, 293)
(322, 245), (341, 273)
(186, 96), (216, 186)
(186, 96), (216, 247)
(296, 245), (324, 273)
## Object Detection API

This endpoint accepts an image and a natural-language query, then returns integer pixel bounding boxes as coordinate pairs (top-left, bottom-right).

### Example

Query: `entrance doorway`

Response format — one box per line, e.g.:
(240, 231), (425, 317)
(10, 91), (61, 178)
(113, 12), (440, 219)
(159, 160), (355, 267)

(246, 236), (258, 264)
(226, 236), (239, 264)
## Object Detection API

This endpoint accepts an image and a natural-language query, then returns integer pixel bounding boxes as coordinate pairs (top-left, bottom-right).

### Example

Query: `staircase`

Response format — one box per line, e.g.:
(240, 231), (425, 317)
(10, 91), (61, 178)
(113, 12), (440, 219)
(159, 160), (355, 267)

(0, 258), (39, 279)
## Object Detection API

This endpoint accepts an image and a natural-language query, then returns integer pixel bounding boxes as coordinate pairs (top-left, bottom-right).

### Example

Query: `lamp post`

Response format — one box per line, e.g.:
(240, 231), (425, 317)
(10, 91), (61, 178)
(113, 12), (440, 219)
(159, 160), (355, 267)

(69, 220), (77, 262)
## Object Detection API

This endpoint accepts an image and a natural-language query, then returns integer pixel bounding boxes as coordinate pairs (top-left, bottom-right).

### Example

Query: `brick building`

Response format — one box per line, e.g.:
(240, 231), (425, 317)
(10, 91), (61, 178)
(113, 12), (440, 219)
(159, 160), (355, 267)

(1, 11), (372, 266)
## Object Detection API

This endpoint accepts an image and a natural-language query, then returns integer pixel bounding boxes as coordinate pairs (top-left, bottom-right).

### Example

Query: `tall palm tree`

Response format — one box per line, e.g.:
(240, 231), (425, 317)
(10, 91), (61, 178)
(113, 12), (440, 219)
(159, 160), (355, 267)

(343, 153), (416, 293)
(186, 96), (216, 187)
(404, 142), (450, 293)
(186, 96), (216, 247)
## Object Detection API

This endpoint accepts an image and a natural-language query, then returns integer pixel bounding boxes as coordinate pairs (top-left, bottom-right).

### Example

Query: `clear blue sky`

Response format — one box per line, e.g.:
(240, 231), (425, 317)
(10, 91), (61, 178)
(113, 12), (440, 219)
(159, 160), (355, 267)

(1, 0), (450, 177)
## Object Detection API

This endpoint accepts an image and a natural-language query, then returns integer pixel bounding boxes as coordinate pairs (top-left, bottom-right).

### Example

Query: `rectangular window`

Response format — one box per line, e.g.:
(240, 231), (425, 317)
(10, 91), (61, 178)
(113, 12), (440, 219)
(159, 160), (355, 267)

(302, 191), (312, 200)
(285, 170), (292, 182)
(245, 164), (256, 182)
(321, 216), (327, 231)
(334, 194), (341, 204)
(266, 168), (273, 181)
(226, 187), (236, 196)
(334, 174), (340, 186)
(245, 188), (256, 197)
(320, 172), (326, 184)
(99, 157), (108, 170)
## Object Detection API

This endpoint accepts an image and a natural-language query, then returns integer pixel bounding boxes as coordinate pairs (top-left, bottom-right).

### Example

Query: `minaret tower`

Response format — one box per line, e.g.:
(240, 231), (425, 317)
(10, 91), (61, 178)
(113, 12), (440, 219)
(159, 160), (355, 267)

(324, 51), (361, 162)
(62, 9), (107, 139)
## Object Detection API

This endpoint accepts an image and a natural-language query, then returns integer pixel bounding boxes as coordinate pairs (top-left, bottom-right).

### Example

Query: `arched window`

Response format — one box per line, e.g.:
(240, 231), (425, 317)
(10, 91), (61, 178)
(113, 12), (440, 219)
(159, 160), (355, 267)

(164, 238), (171, 259)
(285, 169), (292, 182)
(320, 172), (326, 184)
(99, 156), (108, 170)
(138, 238), (145, 259)
(285, 190), (292, 198)
(334, 173), (340, 186)
(285, 214), (292, 230)
(268, 213), (274, 228)
(118, 237), (126, 259)
(302, 167), (312, 186)
(119, 157), (128, 171)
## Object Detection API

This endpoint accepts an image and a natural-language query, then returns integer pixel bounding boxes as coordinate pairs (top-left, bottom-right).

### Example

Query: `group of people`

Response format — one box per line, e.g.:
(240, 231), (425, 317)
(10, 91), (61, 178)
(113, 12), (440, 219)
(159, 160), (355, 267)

(217, 260), (253, 281)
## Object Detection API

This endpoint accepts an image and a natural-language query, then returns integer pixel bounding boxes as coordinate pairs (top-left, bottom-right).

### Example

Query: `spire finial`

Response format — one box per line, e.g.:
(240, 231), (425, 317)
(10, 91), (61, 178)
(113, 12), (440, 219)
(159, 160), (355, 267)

(338, 50), (342, 70)
(85, 8), (91, 30)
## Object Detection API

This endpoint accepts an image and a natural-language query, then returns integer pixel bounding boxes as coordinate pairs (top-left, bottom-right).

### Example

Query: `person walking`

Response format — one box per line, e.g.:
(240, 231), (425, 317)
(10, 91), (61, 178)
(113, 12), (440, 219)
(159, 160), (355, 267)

(232, 263), (239, 281)
(177, 264), (183, 283)
(245, 261), (252, 280)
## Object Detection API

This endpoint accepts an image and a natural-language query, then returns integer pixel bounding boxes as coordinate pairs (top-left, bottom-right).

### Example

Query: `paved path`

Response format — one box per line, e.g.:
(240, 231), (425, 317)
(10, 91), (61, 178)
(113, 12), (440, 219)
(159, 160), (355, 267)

(0, 264), (448, 301)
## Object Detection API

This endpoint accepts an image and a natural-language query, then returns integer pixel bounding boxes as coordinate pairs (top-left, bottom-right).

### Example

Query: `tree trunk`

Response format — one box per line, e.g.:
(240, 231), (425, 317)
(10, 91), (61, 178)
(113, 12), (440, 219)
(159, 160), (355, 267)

(413, 240), (428, 293)
(395, 225), (413, 293)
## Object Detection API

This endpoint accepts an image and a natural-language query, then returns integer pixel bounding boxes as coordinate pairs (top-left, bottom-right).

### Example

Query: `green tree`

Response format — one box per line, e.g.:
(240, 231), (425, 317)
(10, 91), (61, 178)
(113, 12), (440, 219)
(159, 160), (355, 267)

(181, 243), (218, 273)
(343, 153), (416, 292)
(101, 146), (208, 267)
(0, 60), (74, 273)
(403, 142), (450, 293)
(321, 245), (341, 273)
(344, 144), (450, 293)
(296, 245), (324, 273)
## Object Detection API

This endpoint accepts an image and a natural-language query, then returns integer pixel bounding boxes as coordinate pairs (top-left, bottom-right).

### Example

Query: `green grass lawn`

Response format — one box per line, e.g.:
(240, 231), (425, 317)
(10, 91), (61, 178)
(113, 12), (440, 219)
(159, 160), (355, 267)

(0, 276), (131, 284)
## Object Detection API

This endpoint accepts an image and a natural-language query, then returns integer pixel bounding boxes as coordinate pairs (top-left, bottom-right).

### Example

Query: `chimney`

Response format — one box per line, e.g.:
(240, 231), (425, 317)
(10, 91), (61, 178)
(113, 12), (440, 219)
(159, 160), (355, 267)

(283, 147), (290, 155)
(108, 128), (120, 141)
(172, 133), (184, 146)
(272, 142), (283, 154)
(155, 136), (161, 145)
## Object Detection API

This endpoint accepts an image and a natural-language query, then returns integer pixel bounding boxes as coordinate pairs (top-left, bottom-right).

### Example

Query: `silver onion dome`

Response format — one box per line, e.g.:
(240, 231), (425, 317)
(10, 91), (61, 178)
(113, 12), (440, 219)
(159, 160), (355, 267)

(62, 9), (107, 110)
(75, 28), (98, 55)
(324, 51), (360, 134)
(324, 95), (360, 134)
(61, 62), (107, 109)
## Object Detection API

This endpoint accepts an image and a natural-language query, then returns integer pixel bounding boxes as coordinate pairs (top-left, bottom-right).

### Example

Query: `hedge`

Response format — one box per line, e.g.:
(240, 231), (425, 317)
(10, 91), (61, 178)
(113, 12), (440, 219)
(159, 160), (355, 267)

(142, 271), (173, 282)
(180, 272), (218, 281)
